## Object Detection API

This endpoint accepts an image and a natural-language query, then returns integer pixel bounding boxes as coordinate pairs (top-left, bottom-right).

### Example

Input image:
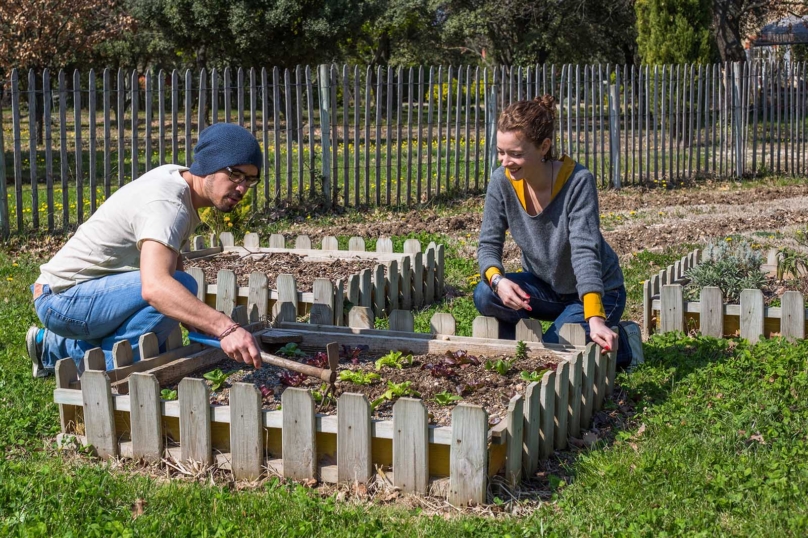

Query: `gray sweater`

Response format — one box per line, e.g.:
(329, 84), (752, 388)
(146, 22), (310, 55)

(477, 163), (623, 298)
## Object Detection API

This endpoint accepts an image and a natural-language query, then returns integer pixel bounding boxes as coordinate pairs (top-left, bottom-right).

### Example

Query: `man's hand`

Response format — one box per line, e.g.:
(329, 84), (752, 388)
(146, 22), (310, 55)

(219, 327), (263, 369)
(588, 316), (617, 352)
(495, 278), (532, 312)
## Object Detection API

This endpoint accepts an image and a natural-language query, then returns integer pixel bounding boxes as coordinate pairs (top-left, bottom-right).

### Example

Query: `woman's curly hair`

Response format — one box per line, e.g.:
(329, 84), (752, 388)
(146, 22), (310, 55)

(497, 94), (558, 160)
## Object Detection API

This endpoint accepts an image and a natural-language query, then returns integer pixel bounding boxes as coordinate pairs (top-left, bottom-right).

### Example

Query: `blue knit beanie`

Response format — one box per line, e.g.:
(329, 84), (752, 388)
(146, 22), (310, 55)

(189, 123), (263, 176)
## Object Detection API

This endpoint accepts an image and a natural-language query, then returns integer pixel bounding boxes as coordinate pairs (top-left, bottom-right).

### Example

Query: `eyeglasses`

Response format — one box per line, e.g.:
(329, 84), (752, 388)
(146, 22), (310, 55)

(225, 166), (261, 188)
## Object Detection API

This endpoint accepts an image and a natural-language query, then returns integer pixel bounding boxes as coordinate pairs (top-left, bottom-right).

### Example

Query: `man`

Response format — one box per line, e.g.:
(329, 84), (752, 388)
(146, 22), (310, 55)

(26, 122), (264, 377)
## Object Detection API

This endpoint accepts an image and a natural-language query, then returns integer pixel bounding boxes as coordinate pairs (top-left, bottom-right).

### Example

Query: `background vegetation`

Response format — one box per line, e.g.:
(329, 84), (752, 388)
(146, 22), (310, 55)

(1, 0), (805, 83)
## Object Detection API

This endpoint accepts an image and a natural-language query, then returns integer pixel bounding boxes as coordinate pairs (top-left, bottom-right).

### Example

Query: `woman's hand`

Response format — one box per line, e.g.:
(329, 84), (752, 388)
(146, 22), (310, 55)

(588, 316), (617, 352)
(495, 278), (532, 312)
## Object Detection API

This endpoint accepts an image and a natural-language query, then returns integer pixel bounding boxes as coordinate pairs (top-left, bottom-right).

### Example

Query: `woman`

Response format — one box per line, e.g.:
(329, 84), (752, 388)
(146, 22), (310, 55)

(474, 95), (642, 368)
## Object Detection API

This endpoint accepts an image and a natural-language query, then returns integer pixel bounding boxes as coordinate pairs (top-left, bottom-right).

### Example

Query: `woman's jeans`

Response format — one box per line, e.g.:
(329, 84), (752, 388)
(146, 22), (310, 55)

(31, 271), (197, 371)
(473, 272), (631, 366)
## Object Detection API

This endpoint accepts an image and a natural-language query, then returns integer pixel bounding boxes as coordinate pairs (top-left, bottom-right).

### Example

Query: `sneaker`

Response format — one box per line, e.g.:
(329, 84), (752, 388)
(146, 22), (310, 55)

(619, 321), (645, 370)
(26, 326), (50, 378)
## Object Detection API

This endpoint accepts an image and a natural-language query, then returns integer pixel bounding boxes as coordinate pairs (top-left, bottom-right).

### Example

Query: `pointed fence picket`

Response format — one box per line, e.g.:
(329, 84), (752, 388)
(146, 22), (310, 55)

(183, 233), (445, 325)
(53, 312), (616, 506)
(644, 247), (807, 341)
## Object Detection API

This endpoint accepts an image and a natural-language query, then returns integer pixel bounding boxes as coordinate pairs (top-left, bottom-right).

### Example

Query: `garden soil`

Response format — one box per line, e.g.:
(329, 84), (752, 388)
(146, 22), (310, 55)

(165, 345), (561, 427)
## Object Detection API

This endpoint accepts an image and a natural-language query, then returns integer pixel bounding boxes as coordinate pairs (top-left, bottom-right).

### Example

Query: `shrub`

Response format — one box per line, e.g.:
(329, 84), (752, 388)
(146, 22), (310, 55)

(685, 239), (766, 302)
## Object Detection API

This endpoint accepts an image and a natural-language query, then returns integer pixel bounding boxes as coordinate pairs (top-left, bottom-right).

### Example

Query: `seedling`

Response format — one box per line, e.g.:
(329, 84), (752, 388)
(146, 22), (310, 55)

(371, 381), (420, 410)
(520, 369), (550, 383)
(422, 362), (456, 378)
(160, 388), (178, 401)
(259, 385), (274, 403)
(434, 391), (462, 406)
(277, 343), (307, 358)
(278, 371), (307, 387)
(202, 368), (234, 391)
(339, 344), (369, 365)
(515, 340), (528, 361)
(338, 370), (381, 385)
(375, 350), (414, 370)
(443, 349), (480, 367)
(457, 379), (486, 395)
(312, 383), (336, 406)
(485, 358), (513, 376)
(307, 351), (329, 369)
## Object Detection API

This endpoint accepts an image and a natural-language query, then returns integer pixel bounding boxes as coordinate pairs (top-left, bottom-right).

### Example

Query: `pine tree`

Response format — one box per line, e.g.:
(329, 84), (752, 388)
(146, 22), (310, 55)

(635, 0), (713, 65)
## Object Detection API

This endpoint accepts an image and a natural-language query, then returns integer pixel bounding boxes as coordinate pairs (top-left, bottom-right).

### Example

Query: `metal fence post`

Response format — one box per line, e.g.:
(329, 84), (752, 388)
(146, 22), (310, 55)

(609, 83), (621, 189)
(318, 64), (332, 208)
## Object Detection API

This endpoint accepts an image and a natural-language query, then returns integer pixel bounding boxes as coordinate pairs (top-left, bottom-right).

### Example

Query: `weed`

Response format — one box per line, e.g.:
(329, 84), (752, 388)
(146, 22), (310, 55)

(776, 247), (808, 280)
(515, 340), (528, 361)
(160, 388), (178, 401)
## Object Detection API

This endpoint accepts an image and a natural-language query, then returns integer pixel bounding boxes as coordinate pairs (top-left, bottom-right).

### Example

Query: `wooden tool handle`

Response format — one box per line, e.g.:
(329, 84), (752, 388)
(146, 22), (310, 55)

(260, 352), (335, 383)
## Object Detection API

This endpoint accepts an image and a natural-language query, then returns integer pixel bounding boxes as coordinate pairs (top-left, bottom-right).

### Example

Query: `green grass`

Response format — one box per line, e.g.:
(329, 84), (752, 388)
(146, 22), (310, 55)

(3, 190), (808, 534)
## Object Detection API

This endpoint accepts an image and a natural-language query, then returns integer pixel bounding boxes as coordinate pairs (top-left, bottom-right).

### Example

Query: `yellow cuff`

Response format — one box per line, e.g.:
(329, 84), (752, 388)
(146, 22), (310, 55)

(484, 267), (502, 285)
(583, 293), (605, 321)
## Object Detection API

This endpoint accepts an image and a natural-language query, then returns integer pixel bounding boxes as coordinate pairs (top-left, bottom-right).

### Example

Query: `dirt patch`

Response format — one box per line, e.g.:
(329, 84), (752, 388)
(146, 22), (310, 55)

(598, 182), (808, 213)
(184, 252), (385, 291)
(170, 344), (560, 427)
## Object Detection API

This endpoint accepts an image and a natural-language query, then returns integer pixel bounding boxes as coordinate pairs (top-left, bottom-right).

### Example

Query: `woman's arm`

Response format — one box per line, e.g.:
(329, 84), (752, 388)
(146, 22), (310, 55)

(566, 172), (617, 350)
(477, 179), (509, 280)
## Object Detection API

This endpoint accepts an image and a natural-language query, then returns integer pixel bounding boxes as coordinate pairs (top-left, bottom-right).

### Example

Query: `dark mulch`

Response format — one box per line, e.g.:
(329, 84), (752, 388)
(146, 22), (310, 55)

(185, 252), (385, 292)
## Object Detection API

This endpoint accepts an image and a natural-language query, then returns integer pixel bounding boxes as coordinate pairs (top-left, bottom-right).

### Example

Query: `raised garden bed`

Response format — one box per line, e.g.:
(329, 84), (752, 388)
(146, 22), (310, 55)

(183, 232), (445, 325)
(643, 247), (807, 342)
(52, 306), (616, 506)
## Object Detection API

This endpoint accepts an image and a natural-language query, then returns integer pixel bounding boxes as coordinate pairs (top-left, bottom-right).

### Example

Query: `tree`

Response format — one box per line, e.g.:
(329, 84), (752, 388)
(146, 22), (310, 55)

(636, 0), (713, 65)
(0, 0), (133, 79)
(130, 0), (374, 70)
(338, 0), (446, 67)
(439, 0), (637, 67)
(711, 0), (806, 62)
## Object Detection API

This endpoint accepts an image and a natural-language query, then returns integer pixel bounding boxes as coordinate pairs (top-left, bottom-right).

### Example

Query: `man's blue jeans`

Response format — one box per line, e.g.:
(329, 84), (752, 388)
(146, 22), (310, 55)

(473, 272), (631, 366)
(32, 271), (197, 371)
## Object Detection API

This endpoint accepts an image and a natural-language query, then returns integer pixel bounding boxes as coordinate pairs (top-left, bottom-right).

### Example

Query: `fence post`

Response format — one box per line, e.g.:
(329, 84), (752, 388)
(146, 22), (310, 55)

(609, 82), (622, 189)
(318, 65), (332, 208)
(0, 105), (8, 239)
(733, 61), (743, 178)
(486, 83), (498, 176)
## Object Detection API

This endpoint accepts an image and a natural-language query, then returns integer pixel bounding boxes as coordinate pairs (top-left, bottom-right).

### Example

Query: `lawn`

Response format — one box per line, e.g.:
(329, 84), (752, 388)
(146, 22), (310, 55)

(1, 183), (807, 536)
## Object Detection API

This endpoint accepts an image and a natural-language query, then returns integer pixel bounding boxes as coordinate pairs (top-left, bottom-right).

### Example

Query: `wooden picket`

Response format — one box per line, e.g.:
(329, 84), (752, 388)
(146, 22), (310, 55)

(55, 317), (611, 507)
(184, 233), (446, 325)
(644, 247), (807, 342)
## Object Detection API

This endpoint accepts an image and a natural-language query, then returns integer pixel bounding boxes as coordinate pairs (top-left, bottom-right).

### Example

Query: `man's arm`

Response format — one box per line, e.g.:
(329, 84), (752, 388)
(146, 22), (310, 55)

(140, 240), (262, 368)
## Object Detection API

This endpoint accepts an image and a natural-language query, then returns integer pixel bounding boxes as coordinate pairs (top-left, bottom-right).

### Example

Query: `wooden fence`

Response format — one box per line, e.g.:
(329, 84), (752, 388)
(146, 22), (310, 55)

(183, 232), (445, 325)
(53, 304), (616, 505)
(3, 60), (808, 236)
(643, 247), (807, 342)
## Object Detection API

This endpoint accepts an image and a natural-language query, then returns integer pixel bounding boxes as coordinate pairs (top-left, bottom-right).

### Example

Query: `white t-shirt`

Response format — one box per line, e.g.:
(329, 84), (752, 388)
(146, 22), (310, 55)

(38, 164), (201, 292)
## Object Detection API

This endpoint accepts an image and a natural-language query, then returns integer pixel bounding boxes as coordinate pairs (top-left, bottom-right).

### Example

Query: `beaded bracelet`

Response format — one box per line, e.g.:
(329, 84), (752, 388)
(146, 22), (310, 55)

(218, 323), (241, 340)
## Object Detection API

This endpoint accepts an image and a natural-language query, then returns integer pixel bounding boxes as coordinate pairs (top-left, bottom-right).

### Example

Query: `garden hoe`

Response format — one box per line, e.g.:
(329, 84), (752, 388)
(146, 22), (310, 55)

(187, 332), (339, 393)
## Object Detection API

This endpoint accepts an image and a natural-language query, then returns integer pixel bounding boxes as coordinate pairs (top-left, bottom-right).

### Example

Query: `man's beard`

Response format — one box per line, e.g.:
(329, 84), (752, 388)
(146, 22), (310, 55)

(205, 175), (241, 212)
